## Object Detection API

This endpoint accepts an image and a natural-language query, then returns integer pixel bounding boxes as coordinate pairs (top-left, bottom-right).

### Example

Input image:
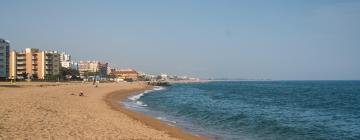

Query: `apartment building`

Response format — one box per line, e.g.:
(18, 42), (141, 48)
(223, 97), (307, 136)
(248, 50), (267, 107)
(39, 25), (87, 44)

(10, 48), (60, 79)
(59, 52), (71, 68)
(98, 62), (108, 77)
(0, 39), (10, 80)
(78, 61), (109, 78)
(78, 60), (99, 78)
(44, 51), (61, 78)
(70, 61), (78, 70)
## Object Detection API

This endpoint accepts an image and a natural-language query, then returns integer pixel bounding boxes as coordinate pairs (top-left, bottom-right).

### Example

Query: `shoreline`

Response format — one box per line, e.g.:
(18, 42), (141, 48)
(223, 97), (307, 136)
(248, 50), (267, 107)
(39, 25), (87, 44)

(104, 84), (209, 140)
(0, 82), (206, 139)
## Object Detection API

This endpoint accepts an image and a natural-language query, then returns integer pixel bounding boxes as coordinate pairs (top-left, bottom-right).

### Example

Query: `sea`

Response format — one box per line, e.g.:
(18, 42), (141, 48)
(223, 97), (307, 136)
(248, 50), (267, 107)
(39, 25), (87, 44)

(122, 81), (360, 140)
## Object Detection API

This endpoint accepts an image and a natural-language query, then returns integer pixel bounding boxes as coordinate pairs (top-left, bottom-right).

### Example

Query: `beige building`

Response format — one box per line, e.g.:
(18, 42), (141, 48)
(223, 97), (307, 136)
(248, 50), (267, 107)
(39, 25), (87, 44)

(78, 60), (100, 78)
(9, 48), (60, 79)
(8, 50), (16, 79)
(78, 61), (109, 78)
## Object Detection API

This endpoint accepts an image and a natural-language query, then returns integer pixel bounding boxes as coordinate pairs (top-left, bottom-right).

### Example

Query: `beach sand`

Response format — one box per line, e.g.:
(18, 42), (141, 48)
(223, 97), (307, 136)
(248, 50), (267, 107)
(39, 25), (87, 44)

(0, 82), (207, 140)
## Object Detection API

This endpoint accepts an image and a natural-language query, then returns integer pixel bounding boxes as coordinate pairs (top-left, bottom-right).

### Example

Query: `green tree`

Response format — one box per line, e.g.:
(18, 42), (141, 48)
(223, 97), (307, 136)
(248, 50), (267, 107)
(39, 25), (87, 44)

(32, 74), (38, 80)
(124, 77), (134, 82)
(60, 67), (80, 80)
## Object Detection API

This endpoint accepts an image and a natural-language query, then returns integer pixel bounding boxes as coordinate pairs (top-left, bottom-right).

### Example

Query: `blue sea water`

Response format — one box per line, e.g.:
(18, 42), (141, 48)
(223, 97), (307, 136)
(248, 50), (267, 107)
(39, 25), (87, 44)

(122, 81), (360, 140)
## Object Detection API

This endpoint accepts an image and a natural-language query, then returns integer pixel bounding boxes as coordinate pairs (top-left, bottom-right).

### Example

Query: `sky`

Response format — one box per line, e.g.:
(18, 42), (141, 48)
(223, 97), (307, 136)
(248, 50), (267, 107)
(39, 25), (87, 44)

(0, 0), (359, 80)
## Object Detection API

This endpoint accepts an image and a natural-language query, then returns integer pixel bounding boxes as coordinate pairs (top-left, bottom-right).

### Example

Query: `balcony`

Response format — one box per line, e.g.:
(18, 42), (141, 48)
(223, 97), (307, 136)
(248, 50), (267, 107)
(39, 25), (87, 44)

(17, 66), (26, 69)
(17, 71), (25, 74)
(17, 61), (26, 65)
(45, 71), (53, 75)
(45, 56), (52, 60)
(17, 52), (25, 55)
(32, 66), (37, 69)
(17, 56), (25, 60)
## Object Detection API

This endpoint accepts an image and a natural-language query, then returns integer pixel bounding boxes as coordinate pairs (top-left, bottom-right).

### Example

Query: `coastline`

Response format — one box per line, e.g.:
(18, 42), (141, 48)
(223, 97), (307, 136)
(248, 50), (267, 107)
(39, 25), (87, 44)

(105, 83), (209, 140)
(0, 81), (208, 139)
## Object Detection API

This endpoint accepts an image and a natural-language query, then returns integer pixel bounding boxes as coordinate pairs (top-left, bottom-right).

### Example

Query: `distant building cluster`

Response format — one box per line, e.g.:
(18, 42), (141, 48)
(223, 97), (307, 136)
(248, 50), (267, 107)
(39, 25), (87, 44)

(0, 38), (199, 82)
(0, 38), (112, 81)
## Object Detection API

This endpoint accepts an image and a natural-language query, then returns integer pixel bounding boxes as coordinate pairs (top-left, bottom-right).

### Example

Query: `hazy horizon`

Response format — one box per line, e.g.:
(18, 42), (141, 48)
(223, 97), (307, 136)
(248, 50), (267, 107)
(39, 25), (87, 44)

(1, 0), (359, 80)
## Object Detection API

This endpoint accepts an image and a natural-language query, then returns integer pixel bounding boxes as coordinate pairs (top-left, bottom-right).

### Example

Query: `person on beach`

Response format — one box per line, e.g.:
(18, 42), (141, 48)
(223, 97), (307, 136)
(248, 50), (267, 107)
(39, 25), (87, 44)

(95, 81), (99, 87)
(79, 91), (84, 96)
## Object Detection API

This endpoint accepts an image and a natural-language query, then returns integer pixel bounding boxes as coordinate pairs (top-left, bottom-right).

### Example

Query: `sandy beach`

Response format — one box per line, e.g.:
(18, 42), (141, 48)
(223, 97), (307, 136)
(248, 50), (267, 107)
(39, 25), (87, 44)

(0, 82), (207, 140)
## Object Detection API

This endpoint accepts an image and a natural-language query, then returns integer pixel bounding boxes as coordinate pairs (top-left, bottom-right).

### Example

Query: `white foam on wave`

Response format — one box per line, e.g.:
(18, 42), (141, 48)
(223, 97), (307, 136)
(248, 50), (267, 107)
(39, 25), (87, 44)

(135, 101), (148, 107)
(127, 86), (166, 107)
(128, 86), (166, 101)
(153, 86), (166, 91)
(122, 102), (145, 109)
(128, 93), (144, 101)
(156, 116), (177, 124)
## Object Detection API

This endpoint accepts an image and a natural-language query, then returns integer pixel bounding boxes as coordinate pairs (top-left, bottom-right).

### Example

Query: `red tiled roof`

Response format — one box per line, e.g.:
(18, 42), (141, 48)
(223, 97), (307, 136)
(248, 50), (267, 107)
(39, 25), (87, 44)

(112, 70), (138, 75)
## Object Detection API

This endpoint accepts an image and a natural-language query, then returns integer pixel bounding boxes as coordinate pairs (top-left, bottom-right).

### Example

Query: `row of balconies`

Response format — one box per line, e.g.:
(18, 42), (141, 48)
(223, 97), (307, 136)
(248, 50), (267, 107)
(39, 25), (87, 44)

(45, 61), (52, 65)
(16, 53), (25, 56)
(15, 61), (38, 64)
(16, 56), (39, 60)
(15, 63), (56, 68)
(16, 66), (26, 69)
(17, 61), (26, 65)
(17, 56), (25, 60)
(16, 66), (37, 69)
(16, 71), (37, 75)
(45, 66), (53, 69)
(45, 71), (53, 75)
(16, 71), (25, 74)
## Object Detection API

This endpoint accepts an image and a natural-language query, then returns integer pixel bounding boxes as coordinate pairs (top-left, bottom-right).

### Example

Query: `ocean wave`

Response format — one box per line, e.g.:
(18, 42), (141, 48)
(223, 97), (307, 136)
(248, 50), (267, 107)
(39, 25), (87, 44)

(127, 86), (166, 107)
(135, 101), (148, 107)
(156, 116), (177, 124)
(153, 86), (166, 91)
(129, 93), (144, 101)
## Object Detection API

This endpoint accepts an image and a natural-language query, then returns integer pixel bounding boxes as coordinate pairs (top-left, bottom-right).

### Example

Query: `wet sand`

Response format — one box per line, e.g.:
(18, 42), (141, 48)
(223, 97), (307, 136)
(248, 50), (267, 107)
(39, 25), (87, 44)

(105, 85), (208, 140)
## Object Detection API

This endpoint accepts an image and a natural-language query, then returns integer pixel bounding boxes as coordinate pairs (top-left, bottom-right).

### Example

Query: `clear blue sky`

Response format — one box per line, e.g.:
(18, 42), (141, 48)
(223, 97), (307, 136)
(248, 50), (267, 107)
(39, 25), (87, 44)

(1, 0), (359, 80)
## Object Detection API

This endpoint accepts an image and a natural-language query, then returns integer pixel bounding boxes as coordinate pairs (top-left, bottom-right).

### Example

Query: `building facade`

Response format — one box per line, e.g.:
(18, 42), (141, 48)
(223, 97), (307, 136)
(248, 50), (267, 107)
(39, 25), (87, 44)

(0, 39), (10, 80)
(44, 51), (61, 78)
(70, 61), (78, 70)
(59, 52), (71, 68)
(9, 50), (16, 79)
(10, 48), (60, 80)
(78, 60), (99, 78)
(78, 61), (110, 78)
(98, 62), (108, 77)
(110, 69), (139, 81)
